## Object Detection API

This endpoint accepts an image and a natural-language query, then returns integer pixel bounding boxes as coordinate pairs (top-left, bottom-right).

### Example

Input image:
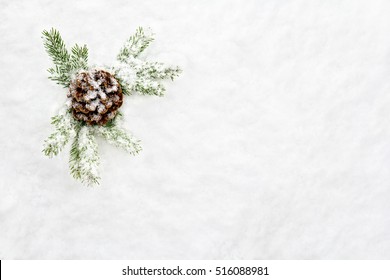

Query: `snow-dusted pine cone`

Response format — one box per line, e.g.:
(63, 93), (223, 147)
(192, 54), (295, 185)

(68, 69), (123, 125)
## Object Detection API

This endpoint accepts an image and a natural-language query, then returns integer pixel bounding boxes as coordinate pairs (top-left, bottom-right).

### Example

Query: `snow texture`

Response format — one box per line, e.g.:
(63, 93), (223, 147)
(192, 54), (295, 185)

(0, 0), (390, 259)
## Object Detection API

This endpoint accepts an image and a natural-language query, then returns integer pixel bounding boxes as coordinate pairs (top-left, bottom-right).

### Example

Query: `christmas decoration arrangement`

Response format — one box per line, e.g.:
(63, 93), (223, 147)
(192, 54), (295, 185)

(42, 27), (181, 185)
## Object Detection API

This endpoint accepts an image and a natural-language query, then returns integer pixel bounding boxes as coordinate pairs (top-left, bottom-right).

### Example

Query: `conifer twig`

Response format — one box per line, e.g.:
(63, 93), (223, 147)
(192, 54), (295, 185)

(136, 61), (181, 80)
(95, 124), (142, 155)
(117, 27), (154, 62)
(43, 110), (76, 157)
(69, 126), (100, 186)
(42, 28), (89, 87)
(70, 44), (88, 71)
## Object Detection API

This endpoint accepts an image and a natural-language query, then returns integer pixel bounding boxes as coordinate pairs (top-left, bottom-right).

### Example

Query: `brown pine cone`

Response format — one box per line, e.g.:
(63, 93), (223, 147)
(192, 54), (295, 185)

(68, 69), (123, 125)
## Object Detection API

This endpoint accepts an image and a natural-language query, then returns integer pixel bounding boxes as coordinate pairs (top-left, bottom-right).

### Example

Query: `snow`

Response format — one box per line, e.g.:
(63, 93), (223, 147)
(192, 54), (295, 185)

(88, 72), (100, 90)
(1, 0), (390, 259)
(97, 90), (107, 100)
(85, 99), (100, 112)
(114, 62), (137, 88)
(85, 90), (97, 101)
(106, 85), (118, 93)
(76, 126), (100, 185)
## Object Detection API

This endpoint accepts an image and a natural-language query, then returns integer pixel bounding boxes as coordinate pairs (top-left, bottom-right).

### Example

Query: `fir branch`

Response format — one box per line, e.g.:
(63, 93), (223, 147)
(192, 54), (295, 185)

(42, 28), (70, 69)
(104, 111), (123, 128)
(115, 75), (132, 96)
(117, 27), (154, 62)
(69, 125), (82, 180)
(137, 61), (182, 80)
(111, 63), (137, 96)
(133, 76), (166, 96)
(42, 28), (89, 87)
(43, 110), (76, 157)
(42, 28), (72, 87)
(47, 66), (71, 87)
(95, 124), (142, 155)
(69, 126), (100, 186)
(70, 44), (88, 71)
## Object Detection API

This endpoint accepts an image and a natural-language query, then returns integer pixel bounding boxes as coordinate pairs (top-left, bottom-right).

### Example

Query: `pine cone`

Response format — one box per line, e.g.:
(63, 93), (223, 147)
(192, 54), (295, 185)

(68, 69), (123, 125)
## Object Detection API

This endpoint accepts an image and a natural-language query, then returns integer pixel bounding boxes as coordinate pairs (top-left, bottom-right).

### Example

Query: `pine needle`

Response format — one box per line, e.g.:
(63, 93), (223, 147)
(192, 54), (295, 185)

(42, 28), (89, 87)
(117, 27), (154, 62)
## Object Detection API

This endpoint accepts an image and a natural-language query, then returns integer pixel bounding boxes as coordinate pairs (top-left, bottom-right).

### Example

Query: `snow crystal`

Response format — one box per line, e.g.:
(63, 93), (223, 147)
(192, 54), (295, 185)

(113, 62), (137, 88)
(106, 85), (118, 93)
(78, 126), (90, 145)
(85, 99), (101, 111)
(88, 71), (100, 89)
(84, 90), (97, 101)
(97, 104), (106, 114)
(97, 90), (107, 100)
(110, 77), (118, 86)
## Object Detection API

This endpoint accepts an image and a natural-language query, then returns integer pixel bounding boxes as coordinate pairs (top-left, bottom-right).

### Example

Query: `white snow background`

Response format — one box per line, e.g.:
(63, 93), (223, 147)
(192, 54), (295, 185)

(0, 0), (390, 259)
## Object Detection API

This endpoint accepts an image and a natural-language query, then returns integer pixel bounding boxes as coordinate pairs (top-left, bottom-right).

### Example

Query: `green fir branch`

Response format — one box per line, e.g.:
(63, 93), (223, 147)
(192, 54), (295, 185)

(70, 44), (88, 71)
(69, 125), (82, 180)
(95, 124), (142, 155)
(69, 126), (100, 186)
(42, 29), (72, 87)
(42, 28), (70, 69)
(104, 111), (123, 128)
(42, 28), (89, 87)
(117, 27), (154, 62)
(114, 75), (132, 96)
(133, 76), (166, 96)
(137, 61), (182, 80)
(43, 110), (76, 157)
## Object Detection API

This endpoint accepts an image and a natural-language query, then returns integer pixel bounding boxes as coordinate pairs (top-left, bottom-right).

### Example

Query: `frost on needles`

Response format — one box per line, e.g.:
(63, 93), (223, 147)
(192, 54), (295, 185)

(42, 27), (181, 186)
(114, 27), (182, 96)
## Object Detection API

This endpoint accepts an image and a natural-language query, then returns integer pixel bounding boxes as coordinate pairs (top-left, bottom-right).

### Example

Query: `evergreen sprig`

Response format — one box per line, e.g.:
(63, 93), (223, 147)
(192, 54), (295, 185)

(117, 27), (154, 62)
(133, 76), (166, 96)
(42, 29), (89, 87)
(114, 74), (132, 96)
(42, 110), (76, 157)
(70, 44), (88, 71)
(95, 124), (142, 155)
(114, 27), (181, 97)
(69, 126), (100, 186)
(69, 125), (82, 180)
(137, 61), (181, 80)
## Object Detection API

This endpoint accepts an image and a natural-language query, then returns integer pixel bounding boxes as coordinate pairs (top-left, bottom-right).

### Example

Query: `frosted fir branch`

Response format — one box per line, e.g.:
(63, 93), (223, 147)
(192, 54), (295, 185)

(42, 28), (89, 87)
(112, 56), (181, 97)
(116, 76), (132, 96)
(111, 62), (137, 96)
(46, 66), (70, 87)
(117, 27), (154, 62)
(95, 124), (142, 156)
(113, 28), (181, 96)
(136, 61), (182, 80)
(43, 110), (76, 158)
(133, 76), (166, 96)
(69, 126), (100, 186)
